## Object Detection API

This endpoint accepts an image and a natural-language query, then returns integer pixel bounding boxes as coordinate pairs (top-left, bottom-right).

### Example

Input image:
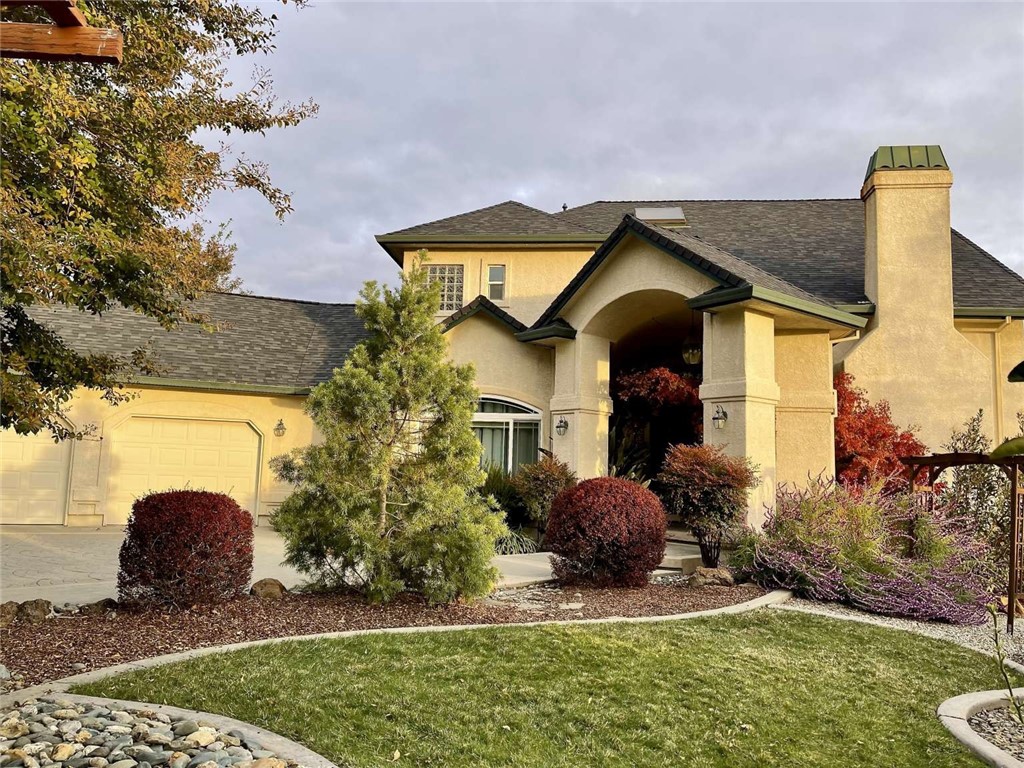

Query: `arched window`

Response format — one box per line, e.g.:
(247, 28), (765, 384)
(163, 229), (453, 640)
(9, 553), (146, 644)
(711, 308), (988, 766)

(472, 397), (541, 471)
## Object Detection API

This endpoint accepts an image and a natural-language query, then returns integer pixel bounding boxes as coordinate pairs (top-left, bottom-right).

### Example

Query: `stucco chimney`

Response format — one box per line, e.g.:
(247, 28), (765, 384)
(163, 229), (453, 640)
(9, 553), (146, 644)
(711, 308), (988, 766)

(861, 145), (954, 328)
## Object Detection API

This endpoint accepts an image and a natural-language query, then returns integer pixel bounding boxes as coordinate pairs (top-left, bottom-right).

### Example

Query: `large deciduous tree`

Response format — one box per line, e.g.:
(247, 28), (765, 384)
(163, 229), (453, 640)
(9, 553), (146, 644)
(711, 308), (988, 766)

(271, 255), (506, 604)
(1, 0), (317, 437)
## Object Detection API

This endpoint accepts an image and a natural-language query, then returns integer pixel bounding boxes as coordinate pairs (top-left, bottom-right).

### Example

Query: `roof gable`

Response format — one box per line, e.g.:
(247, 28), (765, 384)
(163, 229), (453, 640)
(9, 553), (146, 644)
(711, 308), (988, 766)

(442, 295), (528, 334)
(380, 200), (603, 239)
(557, 199), (1024, 309)
(531, 214), (843, 331)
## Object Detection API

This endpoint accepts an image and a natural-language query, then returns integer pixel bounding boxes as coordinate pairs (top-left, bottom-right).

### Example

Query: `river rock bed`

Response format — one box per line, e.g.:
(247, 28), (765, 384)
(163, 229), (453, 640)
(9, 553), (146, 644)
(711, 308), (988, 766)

(0, 699), (302, 768)
(967, 705), (1024, 761)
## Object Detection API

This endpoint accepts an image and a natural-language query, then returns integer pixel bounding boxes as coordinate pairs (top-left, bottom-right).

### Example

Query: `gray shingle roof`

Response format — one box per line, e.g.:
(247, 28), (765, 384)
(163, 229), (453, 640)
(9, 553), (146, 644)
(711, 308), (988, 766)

(380, 200), (605, 239)
(442, 295), (528, 334)
(32, 293), (368, 391)
(557, 199), (1024, 309)
(532, 215), (834, 330)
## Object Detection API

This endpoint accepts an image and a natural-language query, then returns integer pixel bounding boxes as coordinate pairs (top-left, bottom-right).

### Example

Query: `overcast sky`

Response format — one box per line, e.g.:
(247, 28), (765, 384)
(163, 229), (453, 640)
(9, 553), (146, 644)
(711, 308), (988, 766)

(210, 2), (1024, 303)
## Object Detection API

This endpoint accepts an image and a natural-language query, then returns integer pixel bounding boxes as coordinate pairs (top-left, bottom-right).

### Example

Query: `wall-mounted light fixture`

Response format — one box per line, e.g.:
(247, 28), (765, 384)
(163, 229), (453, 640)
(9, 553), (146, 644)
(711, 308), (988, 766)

(555, 416), (569, 437)
(711, 405), (728, 430)
(273, 419), (287, 437)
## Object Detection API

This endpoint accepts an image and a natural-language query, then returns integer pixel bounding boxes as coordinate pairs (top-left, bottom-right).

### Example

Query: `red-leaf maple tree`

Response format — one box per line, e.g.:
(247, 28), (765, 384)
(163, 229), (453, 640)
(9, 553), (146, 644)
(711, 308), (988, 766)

(834, 372), (925, 490)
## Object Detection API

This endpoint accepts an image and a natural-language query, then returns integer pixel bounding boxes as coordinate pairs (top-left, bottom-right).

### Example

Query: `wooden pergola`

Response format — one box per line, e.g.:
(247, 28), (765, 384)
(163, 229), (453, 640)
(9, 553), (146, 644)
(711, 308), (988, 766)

(1, 0), (121, 65)
(901, 452), (1024, 632)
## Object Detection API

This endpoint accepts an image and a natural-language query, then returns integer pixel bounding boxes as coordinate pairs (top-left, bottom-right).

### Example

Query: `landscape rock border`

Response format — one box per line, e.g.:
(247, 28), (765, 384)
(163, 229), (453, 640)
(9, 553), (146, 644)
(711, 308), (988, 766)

(6, 693), (337, 768)
(938, 689), (1024, 768)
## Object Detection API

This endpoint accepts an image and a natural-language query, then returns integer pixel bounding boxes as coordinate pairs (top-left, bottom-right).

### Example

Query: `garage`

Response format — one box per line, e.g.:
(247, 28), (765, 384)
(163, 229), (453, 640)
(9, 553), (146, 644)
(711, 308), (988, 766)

(0, 429), (71, 524)
(105, 416), (261, 525)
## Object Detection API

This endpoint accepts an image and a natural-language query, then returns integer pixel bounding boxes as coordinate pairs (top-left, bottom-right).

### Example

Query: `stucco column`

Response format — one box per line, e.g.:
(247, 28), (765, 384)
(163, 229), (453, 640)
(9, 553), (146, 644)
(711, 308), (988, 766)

(699, 307), (780, 528)
(549, 332), (612, 478)
(774, 330), (836, 487)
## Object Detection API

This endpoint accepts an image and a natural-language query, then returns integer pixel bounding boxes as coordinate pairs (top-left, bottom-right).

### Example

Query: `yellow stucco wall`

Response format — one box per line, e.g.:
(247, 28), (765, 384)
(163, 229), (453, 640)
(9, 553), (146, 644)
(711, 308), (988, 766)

(836, 166), (1024, 450)
(32, 386), (314, 526)
(402, 246), (594, 326)
(445, 313), (555, 424)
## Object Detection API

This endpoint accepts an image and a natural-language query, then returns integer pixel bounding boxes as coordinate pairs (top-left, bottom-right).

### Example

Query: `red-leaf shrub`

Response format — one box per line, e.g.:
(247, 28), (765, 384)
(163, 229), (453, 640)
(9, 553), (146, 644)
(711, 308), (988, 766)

(118, 490), (254, 608)
(834, 372), (926, 492)
(511, 455), (577, 532)
(546, 477), (667, 587)
(658, 443), (758, 567)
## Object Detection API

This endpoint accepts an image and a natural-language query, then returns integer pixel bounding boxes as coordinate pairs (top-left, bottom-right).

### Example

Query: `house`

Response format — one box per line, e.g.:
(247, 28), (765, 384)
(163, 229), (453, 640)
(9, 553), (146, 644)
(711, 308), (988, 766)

(3, 145), (1023, 526)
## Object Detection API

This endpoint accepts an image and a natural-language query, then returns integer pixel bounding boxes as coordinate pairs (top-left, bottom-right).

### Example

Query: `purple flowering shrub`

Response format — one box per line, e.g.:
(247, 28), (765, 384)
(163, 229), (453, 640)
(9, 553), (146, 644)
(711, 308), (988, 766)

(733, 480), (992, 624)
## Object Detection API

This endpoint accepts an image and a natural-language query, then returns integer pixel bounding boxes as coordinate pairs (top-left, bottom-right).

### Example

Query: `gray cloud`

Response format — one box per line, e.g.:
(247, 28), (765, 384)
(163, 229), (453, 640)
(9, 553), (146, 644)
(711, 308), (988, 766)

(208, 2), (1024, 302)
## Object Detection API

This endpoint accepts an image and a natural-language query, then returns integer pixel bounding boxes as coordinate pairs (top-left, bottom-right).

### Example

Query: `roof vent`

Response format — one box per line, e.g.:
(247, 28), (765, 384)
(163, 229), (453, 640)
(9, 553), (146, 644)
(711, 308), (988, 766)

(634, 206), (688, 229)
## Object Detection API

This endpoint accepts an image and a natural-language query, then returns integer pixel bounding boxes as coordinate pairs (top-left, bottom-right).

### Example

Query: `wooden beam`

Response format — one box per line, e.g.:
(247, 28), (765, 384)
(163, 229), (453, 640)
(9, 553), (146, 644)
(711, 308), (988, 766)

(1, 0), (85, 25)
(0, 21), (121, 64)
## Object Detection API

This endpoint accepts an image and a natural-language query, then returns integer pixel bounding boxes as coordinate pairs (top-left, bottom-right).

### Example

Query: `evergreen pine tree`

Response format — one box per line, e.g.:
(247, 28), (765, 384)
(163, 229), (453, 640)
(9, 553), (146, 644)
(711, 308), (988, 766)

(272, 253), (506, 603)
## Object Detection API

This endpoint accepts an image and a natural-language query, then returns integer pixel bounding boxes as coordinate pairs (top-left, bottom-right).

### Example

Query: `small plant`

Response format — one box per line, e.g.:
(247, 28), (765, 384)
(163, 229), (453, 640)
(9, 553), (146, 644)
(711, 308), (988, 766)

(733, 480), (992, 624)
(657, 443), (758, 567)
(482, 463), (529, 529)
(511, 455), (577, 538)
(118, 490), (254, 608)
(494, 528), (539, 556)
(546, 477), (667, 587)
(989, 604), (1024, 724)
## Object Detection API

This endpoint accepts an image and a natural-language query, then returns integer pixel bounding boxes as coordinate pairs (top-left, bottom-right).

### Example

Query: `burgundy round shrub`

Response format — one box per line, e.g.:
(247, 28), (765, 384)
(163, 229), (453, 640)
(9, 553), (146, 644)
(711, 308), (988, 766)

(118, 490), (254, 608)
(546, 477), (667, 587)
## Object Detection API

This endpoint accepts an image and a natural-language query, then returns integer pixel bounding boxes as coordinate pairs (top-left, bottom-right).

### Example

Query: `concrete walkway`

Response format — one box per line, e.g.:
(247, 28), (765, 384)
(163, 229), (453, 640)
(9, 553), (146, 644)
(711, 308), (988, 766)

(0, 526), (702, 604)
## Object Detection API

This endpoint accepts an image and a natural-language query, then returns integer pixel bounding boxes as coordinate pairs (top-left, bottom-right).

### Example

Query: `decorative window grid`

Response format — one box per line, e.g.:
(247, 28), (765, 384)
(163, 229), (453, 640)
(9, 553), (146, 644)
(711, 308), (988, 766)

(427, 264), (464, 312)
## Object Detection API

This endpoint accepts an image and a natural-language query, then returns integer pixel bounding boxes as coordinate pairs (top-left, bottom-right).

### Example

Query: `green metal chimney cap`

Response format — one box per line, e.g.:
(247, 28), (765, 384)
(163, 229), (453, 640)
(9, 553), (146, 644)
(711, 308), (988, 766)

(864, 145), (948, 181)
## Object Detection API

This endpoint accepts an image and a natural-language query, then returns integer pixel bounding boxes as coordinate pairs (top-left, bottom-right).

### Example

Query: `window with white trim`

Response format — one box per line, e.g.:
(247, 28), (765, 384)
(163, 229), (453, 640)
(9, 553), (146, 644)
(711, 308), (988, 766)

(487, 264), (506, 302)
(472, 397), (541, 472)
(427, 264), (464, 312)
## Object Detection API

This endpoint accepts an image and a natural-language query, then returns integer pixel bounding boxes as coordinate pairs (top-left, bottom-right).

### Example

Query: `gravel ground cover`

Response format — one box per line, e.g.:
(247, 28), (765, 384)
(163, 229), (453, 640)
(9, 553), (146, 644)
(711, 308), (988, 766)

(1, 582), (765, 687)
(774, 597), (1024, 658)
(967, 706), (1024, 761)
(0, 697), (299, 768)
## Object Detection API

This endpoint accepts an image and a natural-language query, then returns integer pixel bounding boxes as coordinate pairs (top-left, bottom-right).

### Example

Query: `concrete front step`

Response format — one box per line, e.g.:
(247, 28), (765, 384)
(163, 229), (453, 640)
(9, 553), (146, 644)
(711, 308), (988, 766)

(662, 541), (703, 573)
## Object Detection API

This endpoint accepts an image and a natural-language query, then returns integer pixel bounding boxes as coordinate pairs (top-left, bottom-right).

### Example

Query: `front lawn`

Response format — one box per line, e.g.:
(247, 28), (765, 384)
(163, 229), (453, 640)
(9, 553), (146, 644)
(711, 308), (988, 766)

(74, 611), (1002, 768)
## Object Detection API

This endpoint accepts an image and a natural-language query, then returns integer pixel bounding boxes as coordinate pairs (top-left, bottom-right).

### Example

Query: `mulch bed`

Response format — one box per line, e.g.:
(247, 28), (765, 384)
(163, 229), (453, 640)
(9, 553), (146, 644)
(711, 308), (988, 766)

(1, 582), (766, 687)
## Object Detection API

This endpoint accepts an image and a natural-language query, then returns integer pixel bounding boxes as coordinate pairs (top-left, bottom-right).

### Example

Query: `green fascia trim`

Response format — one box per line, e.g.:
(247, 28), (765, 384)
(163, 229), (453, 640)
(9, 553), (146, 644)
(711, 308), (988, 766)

(443, 306), (524, 335)
(833, 303), (875, 315)
(864, 145), (948, 182)
(687, 286), (868, 328)
(515, 324), (577, 342)
(953, 307), (1024, 319)
(132, 376), (311, 396)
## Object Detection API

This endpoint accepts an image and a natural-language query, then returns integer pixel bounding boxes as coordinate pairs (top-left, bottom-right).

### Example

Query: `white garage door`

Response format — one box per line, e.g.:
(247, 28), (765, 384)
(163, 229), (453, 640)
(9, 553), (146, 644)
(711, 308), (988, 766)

(106, 417), (260, 525)
(0, 429), (71, 524)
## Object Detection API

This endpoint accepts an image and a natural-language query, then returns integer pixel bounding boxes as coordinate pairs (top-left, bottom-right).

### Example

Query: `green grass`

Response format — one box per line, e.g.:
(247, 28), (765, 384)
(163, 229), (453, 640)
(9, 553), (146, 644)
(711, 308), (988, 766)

(74, 611), (1005, 768)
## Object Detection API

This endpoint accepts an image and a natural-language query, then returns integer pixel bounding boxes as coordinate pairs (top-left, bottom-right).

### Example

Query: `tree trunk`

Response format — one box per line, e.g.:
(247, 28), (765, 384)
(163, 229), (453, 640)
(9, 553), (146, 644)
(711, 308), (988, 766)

(697, 532), (721, 568)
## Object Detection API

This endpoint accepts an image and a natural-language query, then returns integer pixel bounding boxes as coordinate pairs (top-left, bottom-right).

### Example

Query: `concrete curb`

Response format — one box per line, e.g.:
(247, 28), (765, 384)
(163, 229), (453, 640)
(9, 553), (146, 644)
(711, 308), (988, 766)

(937, 689), (1024, 768)
(1, 588), (792, 707)
(19, 693), (337, 768)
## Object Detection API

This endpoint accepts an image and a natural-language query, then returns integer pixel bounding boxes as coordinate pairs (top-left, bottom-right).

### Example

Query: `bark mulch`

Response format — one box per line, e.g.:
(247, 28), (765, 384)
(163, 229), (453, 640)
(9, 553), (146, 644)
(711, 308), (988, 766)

(1, 582), (766, 687)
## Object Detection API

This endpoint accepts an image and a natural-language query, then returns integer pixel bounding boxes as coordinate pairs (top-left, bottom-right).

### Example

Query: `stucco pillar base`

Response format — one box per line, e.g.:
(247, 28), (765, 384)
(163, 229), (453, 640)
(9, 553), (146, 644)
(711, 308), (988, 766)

(550, 398), (613, 479)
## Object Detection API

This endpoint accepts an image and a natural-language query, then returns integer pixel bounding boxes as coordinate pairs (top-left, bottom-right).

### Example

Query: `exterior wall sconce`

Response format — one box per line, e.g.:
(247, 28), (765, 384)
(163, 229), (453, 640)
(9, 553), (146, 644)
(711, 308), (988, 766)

(555, 416), (569, 437)
(273, 419), (287, 437)
(712, 405), (728, 430)
(682, 346), (702, 366)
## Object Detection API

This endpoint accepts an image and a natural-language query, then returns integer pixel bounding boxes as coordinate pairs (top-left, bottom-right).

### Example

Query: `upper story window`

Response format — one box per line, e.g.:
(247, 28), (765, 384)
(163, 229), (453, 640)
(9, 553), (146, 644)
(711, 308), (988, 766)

(487, 265), (506, 302)
(427, 264), (464, 312)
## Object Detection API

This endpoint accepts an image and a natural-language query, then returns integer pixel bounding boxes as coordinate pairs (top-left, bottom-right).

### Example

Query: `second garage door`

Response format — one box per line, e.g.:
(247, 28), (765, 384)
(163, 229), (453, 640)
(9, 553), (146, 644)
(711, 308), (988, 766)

(0, 429), (70, 524)
(106, 417), (260, 525)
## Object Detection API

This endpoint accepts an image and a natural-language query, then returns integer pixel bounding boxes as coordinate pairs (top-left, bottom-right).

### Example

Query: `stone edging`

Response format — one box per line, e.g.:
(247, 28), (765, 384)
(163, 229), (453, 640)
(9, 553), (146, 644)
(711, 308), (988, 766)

(937, 689), (1024, 768)
(1, 588), (791, 708)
